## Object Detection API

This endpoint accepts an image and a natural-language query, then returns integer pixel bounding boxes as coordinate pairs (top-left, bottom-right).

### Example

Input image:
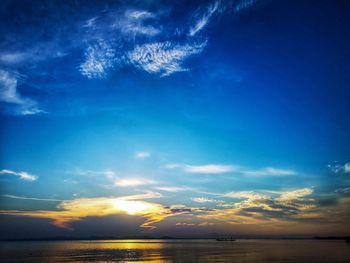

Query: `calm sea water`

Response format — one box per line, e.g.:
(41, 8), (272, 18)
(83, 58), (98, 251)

(1, 239), (350, 262)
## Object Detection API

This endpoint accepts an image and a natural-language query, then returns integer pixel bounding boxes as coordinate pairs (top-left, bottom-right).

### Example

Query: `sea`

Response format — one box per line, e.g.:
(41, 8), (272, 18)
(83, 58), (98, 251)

(1, 239), (350, 262)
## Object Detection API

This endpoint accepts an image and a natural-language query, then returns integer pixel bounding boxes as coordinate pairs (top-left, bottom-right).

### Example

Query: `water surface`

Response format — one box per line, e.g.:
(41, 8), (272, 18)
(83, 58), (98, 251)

(1, 239), (350, 262)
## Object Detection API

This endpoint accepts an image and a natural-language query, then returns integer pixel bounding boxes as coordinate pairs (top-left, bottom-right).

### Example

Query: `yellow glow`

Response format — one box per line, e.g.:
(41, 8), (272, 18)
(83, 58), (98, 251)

(113, 200), (153, 215)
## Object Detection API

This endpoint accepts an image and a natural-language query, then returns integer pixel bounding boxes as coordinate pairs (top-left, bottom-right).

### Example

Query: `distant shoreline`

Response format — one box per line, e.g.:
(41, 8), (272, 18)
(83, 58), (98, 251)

(1, 236), (350, 242)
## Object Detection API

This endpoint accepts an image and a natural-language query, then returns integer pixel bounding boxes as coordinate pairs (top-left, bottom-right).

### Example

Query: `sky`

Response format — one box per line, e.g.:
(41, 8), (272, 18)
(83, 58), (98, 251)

(0, 0), (350, 239)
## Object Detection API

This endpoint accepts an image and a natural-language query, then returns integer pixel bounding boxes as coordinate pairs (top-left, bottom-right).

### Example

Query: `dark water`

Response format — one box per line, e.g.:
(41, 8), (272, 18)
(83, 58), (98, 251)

(1, 239), (350, 262)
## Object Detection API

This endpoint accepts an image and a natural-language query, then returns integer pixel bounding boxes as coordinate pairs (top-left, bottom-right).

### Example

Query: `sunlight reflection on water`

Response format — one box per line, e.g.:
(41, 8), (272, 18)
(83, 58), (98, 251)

(1, 239), (350, 262)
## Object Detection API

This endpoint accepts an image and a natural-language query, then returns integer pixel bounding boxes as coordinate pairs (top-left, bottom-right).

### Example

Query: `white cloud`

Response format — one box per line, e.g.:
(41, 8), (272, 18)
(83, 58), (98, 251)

(243, 167), (296, 176)
(121, 10), (161, 37)
(328, 162), (350, 174)
(156, 186), (192, 192)
(127, 41), (207, 76)
(184, 164), (237, 174)
(224, 191), (266, 200)
(83, 16), (98, 28)
(135, 151), (151, 159)
(79, 40), (117, 79)
(165, 163), (296, 176)
(175, 221), (214, 226)
(0, 69), (41, 115)
(0, 169), (38, 181)
(234, 0), (258, 13)
(277, 188), (313, 202)
(0, 52), (28, 64)
(189, 1), (219, 36)
(0, 48), (67, 65)
(192, 197), (217, 203)
(1, 194), (64, 202)
(115, 178), (155, 187)
(166, 163), (237, 174)
(72, 169), (116, 179)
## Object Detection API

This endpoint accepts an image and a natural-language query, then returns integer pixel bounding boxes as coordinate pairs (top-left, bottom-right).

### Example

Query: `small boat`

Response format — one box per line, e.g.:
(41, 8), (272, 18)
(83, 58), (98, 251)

(216, 237), (236, 241)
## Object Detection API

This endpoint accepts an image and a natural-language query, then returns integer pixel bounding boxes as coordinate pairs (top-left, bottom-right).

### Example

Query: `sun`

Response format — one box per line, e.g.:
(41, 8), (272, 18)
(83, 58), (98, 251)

(112, 200), (153, 215)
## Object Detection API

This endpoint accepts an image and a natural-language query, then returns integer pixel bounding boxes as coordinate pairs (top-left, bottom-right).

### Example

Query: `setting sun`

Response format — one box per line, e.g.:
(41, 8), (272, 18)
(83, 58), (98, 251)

(113, 200), (154, 215)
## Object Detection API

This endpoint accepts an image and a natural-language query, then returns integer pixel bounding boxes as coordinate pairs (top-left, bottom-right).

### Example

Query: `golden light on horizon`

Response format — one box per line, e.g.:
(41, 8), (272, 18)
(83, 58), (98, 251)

(113, 200), (154, 215)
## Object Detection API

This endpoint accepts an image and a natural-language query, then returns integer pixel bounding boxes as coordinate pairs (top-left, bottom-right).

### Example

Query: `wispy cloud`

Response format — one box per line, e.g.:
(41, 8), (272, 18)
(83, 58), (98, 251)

(166, 163), (237, 174)
(77, 0), (261, 80)
(1, 194), (64, 202)
(0, 192), (189, 230)
(242, 167), (296, 176)
(0, 48), (67, 66)
(192, 197), (218, 203)
(0, 69), (42, 115)
(135, 151), (151, 159)
(189, 1), (219, 36)
(184, 164), (237, 174)
(155, 186), (192, 192)
(79, 40), (118, 79)
(328, 161), (350, 174)
(200, 188), (316, 225)
(127, 41), (207, 76)
(70, 169), (116, 180)
(176, 221), (215, 227)
(234, 0), (258, 13)
(224, 191), (266, 200)
(345, 163), (350, 173)
(121, 10), (161, 37)
(0, 169), (38, 181)
(115, 178), (155, 187)
(166, 163), (296, 176)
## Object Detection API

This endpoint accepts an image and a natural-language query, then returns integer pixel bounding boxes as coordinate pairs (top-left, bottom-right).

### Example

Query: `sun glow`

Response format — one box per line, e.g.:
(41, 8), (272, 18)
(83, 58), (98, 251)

(113, 200), (154, 215)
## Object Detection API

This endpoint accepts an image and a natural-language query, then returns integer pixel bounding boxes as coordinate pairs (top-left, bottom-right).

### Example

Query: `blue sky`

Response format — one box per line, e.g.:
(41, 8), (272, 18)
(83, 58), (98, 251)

(1, 0), (350, 238)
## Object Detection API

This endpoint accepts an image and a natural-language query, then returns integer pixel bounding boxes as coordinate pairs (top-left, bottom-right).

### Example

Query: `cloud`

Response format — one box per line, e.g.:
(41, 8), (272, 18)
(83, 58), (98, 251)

(165, 163), (296, 176)
(328, 162), (350, 174)
(0, 48), (67, 66)
(0, 52), (30, 65)
(79, 39), (118, 79)
(70, 169), (116, 179)
(78, 1), (261, 80)
(1, 194), (64, 202)
(189, 1), (219, 36)
(0, 192), (187, 230)
(277, 188), (313, 202)
(184, 164), (236, 174)
(0, 69), (41, 115)
(135, 151), (151, 159)
(0, 169), (38, 181)
(192, 197), (218, 203)
(114, 178), (155, 187)
(224, 191), (266, 200)
(234, 0), (258, 13)
(199, 188), (316, 225)
(155, 186), (192, 192)
(127, 41), (207, 76)
(176, 221), (214, 226)
(166, 163), (237, 174)
(175, 222), (195, 226)
(82, 16), (98, 29)
(70, 169), (157, 189)
(121, 10), (161, 37)
(242, 167), (296, 176)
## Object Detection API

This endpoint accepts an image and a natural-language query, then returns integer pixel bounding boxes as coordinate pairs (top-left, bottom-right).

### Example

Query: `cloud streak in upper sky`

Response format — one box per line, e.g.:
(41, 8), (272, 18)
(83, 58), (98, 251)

(0, 70), (41, 115)
(0, 169), (38, 181)
(189, 1), (219, 36)
(128, 41), (207, 76)
(166, 163), (296, 176)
